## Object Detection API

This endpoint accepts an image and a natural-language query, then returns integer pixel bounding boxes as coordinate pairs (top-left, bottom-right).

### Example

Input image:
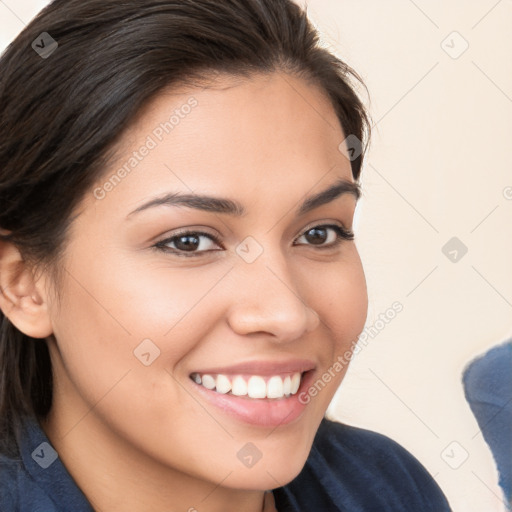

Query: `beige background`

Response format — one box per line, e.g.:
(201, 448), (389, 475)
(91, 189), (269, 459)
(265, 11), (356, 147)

(1, 1), (511, 511)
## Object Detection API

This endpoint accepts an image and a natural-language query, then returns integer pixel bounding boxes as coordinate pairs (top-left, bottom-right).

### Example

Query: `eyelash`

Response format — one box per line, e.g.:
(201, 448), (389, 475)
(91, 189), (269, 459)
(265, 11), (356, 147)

(153, 224), (354, 258)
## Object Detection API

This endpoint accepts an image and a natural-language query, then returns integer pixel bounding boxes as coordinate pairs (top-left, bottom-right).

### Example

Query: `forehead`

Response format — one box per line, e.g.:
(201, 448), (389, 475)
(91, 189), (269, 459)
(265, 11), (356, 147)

(87, 71), (353, 216)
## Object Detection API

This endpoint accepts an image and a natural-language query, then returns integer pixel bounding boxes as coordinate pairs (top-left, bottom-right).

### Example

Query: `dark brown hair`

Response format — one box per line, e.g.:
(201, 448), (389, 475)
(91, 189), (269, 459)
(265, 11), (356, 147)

(0, 0), (371, 455)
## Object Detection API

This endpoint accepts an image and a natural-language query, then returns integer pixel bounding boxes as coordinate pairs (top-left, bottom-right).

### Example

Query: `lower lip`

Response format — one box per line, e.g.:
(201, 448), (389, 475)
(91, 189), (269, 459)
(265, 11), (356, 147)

(190, 370), (316, 428)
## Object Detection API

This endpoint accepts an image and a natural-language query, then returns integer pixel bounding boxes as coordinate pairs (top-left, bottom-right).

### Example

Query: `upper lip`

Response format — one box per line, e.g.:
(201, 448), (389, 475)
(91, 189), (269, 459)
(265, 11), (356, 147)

(191, 359), (316, 376)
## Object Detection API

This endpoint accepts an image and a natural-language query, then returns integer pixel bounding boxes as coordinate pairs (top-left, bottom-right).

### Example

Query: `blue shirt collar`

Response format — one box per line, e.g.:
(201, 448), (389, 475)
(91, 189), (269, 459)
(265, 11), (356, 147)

(17, 415), (94, 511)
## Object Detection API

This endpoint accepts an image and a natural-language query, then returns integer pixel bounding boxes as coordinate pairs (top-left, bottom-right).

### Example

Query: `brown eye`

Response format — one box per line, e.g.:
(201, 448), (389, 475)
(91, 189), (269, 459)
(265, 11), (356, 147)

(303, 227), (330, 245)
(174, 234), (201, 251)
(295, 224), (354, 248)
(155, 231), (221, 256)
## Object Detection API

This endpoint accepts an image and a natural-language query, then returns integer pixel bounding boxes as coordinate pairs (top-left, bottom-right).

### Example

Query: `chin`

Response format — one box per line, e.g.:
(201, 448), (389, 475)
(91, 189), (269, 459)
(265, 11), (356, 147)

(225, 441), (311, 491)
(227, 465), (305, 491)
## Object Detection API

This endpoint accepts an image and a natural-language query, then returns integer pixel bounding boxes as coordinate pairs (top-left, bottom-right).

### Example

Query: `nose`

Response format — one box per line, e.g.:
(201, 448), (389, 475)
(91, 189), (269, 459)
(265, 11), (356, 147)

(226, 253), (320, 342)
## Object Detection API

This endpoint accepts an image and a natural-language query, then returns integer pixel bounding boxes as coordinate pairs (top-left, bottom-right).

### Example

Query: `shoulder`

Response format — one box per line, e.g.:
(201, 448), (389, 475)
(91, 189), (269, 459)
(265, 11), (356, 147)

(0, 451), (21, 509)
(314, 418), (441, 484)
(0, 450), (58, 511)
(0, 420), (68, 512)
(313, 417), (429, 467)
(274, 418), (452, 512)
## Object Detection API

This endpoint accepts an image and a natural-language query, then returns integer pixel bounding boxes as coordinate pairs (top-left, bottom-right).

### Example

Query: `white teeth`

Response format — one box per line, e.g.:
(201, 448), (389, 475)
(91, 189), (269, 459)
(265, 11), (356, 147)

(267, 376), (284, 399)
(191, 371), (305, 399)
(291, 373), (301, 394)
(201, 374), (216, 390)
(215, 374), (231, 394)
(231, 376), (248, 396)
(247, 376), (267, 398)
(283, 375), (291, 395)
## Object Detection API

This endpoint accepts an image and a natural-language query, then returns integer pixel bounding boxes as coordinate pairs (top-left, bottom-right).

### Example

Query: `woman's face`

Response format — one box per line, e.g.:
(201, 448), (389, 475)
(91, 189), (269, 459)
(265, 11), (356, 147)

(44, 71), (368, 491)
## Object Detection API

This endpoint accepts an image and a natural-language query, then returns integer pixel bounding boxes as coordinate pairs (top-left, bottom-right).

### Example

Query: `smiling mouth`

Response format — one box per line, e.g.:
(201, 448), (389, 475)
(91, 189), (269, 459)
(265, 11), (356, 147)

(189, 371), (308, 400)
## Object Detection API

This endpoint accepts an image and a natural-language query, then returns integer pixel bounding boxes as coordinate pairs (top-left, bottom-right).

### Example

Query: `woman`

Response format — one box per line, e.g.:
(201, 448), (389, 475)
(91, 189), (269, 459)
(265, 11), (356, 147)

(0, 0), (451, 510)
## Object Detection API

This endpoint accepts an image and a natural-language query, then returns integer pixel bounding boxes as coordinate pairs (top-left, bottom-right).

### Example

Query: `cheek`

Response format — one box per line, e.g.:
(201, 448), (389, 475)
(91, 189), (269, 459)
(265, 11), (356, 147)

(48, 253), (232, 405)
(290, 248), (367, 406)
(48, 260), (229, 447)
(57, 249), (231, 347)
(308, 247), (368, 348)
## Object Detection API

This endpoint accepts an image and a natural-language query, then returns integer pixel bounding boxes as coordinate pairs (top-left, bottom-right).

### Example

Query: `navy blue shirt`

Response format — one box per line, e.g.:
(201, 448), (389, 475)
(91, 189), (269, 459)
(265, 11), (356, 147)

(0, 416), (451, 511)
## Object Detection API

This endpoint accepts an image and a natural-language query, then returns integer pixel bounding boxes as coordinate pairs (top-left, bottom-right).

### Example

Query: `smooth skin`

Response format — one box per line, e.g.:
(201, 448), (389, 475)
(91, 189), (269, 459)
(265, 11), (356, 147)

(0, 71), (368, 512)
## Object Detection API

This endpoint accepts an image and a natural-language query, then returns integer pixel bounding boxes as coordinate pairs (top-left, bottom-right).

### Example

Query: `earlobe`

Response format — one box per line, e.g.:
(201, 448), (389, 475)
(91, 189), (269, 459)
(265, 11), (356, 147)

(0, 239), (53, 339)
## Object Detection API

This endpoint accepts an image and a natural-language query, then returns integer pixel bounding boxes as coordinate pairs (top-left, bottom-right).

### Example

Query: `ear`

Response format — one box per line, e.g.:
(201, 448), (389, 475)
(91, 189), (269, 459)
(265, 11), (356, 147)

(0, 236), (53, 339)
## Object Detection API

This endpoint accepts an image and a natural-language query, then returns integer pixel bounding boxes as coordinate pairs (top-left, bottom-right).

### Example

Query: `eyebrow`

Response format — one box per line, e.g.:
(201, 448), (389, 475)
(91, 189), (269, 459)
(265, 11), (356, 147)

(127, 178), (360, 218)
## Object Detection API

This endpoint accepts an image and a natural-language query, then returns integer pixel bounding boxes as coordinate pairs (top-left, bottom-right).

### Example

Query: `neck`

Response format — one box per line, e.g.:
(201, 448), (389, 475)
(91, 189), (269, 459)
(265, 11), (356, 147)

(40, 409), (272, 512)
